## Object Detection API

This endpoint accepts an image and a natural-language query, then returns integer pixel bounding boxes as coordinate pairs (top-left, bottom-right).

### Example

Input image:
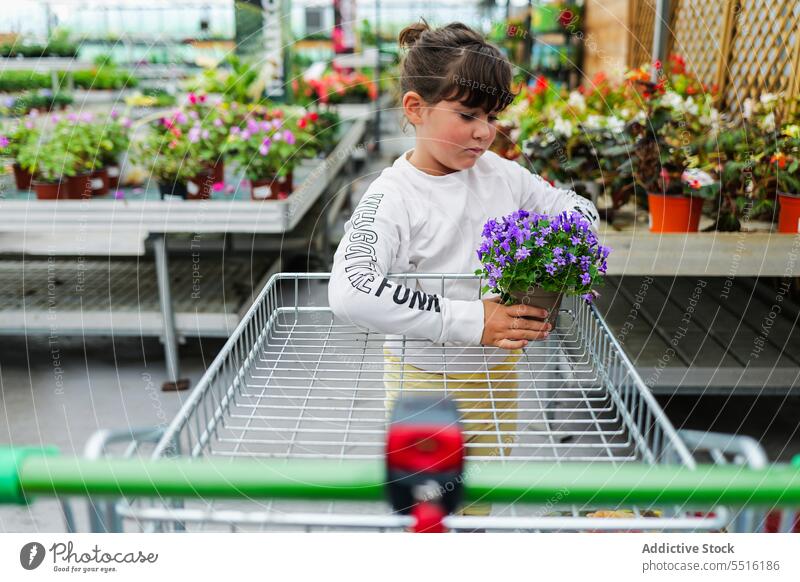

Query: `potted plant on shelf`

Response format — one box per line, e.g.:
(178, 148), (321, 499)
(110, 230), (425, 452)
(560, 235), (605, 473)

(629, 87), (719, 232)
(137, 126), (205, 200)
(52, 113), (104, 198)
(226, 116), (300, 200)
(475, 210), (610, 327)
(296, 109), (339, 157)
(17, 132), (80, 200)
(308, 70), (378, 105)
(183, 93), (232, 184)
(0, 113), (40, 190)
(96, 111), (132, 192)
(771, 123), (800, 233)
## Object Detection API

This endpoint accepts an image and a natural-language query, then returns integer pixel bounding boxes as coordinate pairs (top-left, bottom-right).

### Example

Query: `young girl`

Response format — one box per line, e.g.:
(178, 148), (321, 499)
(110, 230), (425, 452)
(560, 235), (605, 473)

(328, 21), (599, 515)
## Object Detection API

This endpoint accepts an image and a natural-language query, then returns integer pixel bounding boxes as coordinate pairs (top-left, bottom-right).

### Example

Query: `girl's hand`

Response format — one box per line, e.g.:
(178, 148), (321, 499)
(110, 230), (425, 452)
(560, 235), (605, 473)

(480, 297), (552, 350)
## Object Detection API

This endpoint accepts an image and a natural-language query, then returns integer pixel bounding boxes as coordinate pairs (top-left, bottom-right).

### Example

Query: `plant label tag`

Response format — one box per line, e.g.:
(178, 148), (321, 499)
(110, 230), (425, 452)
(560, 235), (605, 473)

(252, 185), (271, 199)
(648, 214), (653, 229)
(163, 194), (183, 201)
(107, 166), (120, 177)
(91, 178), (103, 189)
(187, 181), (200, 195)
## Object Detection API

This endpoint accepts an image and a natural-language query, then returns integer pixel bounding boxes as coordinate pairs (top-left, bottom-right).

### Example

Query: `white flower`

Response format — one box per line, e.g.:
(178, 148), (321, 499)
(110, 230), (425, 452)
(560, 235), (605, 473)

(760, 112), (776, 132)
(682, 168), (714, 188)
(567, 91), (586, 113)
(684, 98), (699, 116)
(743, 98), (755, 120)
(760, 93), (778, 106)
(539, 131), (556, 145)
(700, 108), (722, 133)
(605, 116), (625, 134)
(553, 117), (573, 138)
(583, 115), (602, 130)
(510, 127), (520, 142)
(661, 91), (683, 111)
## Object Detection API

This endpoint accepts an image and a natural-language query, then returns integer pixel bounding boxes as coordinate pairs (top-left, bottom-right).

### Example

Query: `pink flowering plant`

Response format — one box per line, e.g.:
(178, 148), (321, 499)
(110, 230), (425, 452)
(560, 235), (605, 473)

(137, 119), (202, 183)
(0, 112), (41, 160)
(98, 111), (132, 166)
(475, 210), (611, 304)
(182, 93), (232, 166)
(226, 116), (301, 181)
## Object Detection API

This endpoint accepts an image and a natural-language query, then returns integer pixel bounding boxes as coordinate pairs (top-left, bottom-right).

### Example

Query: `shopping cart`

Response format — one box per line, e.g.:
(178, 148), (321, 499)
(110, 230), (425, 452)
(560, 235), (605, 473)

(3, 273), (800, 532)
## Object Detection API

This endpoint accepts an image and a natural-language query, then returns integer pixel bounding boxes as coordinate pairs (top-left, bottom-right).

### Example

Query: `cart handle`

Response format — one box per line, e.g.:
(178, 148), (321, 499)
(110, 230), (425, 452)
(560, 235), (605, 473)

(3, 447), (800, 507)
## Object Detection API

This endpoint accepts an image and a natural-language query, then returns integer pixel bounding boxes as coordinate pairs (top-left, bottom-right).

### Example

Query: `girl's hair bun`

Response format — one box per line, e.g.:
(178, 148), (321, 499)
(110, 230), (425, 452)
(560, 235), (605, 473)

(398, 21), (430, 49)
(398, 20), (517, 116)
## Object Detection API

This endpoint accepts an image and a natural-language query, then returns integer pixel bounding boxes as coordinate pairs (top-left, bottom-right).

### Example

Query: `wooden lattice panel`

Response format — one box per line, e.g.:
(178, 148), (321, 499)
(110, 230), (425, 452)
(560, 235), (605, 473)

(722, 0), (800, 110)
(627, 0), (681, 69)
(669, 0), (732, 91)
(627, 0), (657, 68)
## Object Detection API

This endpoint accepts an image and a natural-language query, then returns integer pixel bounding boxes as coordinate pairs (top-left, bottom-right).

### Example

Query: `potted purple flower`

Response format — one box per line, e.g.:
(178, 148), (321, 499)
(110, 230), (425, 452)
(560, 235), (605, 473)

(226, 116), (299, 200)
(475, 210), (611, 326)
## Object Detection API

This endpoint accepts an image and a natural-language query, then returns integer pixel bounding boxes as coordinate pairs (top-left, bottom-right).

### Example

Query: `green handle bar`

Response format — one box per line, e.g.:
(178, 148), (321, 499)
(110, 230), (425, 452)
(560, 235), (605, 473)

(3, 447), (800, 507)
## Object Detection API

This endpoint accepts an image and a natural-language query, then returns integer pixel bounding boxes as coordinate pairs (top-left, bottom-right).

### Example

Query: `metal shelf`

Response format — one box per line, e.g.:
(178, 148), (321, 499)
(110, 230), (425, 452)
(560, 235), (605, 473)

(0, 257), (272, 338)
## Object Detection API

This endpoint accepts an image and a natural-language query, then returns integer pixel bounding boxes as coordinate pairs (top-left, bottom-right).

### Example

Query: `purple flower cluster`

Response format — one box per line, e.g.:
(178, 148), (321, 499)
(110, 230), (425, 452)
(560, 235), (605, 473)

(476, 210), (611, 303)
(231, 117), (296, 156)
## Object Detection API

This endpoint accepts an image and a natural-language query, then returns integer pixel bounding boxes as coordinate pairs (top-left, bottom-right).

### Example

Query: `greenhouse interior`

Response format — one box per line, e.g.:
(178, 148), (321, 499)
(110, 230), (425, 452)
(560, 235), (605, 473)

(1, 0), (800, 543)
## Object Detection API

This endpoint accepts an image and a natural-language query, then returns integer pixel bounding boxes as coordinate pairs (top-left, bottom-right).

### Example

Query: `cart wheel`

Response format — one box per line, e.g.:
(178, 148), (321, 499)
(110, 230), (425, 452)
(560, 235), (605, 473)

(162, 379), (191, 392)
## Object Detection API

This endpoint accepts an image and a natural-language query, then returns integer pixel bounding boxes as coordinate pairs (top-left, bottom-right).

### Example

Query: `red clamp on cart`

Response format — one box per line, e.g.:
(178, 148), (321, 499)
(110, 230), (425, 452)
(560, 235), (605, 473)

(386, 396), (465, 533)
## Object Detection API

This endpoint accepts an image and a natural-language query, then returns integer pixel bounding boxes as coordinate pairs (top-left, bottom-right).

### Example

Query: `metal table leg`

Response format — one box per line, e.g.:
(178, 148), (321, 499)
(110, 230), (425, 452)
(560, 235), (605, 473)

(153, 233), (189, 391)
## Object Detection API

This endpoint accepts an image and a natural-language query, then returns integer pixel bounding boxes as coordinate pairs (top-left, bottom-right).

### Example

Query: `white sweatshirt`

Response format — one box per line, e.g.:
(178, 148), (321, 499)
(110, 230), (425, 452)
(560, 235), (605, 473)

(328, 149), (599, 373)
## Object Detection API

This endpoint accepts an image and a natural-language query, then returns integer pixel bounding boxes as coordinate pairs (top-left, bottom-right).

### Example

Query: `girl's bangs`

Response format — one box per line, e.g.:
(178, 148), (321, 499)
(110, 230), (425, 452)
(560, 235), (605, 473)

(439, 48), (516, 113)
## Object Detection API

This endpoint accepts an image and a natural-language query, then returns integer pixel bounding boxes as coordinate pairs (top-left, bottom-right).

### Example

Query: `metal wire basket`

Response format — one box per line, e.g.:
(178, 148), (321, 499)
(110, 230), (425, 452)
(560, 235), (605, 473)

(53, 273), (790, 532)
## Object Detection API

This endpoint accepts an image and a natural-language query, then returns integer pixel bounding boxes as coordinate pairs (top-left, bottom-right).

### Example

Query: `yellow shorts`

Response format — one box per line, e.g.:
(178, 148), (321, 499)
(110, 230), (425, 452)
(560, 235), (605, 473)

(383, 349), (522, 517)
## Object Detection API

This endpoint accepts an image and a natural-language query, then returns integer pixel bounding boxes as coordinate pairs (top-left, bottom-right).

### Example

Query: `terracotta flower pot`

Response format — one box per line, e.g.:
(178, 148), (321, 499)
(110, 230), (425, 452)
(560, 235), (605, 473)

(158, 180), (189, 200)
(66, 173), (93, 199)
(777, 193), (800, 233)
(89, 167), (110, 196)
(187, 170), (213, 200)
(106, 164), (121, 188)
(32, 179), (70, 200)
(647, 193), (704, 233)
(250, 172), (293, 200)
(509, 287), (564, 328)
(209, 160), (225, 184)
(13, 163), (33, 191)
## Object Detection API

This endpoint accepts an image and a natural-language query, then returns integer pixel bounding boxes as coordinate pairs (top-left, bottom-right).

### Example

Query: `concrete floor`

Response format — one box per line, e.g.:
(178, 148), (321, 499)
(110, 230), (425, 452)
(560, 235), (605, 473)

(0, 335), (226, 532)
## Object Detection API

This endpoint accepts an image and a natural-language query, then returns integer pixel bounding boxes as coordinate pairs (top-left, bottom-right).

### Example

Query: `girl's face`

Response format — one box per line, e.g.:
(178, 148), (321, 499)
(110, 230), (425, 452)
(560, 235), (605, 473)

(404, 95), (499, 174)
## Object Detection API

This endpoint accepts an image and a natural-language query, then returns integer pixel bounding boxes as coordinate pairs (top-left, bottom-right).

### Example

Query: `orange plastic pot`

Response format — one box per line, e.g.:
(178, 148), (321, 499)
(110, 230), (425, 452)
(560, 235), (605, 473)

(647, 193), (704, 233)
(777, 193), (800, 233)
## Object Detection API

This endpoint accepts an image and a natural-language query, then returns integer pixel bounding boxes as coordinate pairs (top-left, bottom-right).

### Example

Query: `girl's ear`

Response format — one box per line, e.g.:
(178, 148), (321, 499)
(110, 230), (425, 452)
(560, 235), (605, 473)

(402, 91), (426, 126)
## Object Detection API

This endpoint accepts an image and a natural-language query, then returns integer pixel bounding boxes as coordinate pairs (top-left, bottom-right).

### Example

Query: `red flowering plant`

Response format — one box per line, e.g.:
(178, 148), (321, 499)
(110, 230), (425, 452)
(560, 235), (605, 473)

(308, 70), (378, 104)
(295, 108), (340, 156)
(768, 119), (800, 196)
